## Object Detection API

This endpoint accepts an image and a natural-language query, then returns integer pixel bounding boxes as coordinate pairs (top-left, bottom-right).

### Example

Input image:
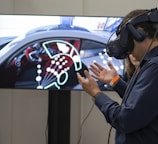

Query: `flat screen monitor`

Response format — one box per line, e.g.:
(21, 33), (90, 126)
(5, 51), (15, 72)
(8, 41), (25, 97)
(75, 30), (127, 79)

(0, 14), (124, 90)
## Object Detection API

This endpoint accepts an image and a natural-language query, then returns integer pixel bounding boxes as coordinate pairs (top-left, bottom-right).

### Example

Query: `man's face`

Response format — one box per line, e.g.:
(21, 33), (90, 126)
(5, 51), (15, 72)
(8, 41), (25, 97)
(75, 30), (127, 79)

(128, 54), (140, 68)
(131, 40), (146, 61)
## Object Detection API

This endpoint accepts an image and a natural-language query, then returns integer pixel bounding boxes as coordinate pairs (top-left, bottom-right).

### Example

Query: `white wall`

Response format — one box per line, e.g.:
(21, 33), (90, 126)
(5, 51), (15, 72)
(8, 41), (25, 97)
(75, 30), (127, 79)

(0, 1), (157, 144)
(0, 0), (13, 14)
(0, 89), (48, 144)
(70, 91), (121, 144)
(0, 0), (157, 16)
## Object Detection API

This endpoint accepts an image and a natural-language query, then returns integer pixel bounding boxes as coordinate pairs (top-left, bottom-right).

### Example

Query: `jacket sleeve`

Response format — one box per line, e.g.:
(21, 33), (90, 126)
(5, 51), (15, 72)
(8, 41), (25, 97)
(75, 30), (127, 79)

(113, 78), (128, 98)
(95, 62), (158, 133)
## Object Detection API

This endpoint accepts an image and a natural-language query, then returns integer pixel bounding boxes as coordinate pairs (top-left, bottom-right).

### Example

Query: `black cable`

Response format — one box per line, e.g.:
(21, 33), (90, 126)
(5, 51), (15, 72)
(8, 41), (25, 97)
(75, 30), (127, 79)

(107, 126), (113, 144)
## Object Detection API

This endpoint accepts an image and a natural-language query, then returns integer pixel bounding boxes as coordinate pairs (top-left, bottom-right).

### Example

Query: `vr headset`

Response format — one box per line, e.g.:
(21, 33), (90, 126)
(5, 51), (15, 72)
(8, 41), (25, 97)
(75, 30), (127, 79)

(106, 8), (158, 59)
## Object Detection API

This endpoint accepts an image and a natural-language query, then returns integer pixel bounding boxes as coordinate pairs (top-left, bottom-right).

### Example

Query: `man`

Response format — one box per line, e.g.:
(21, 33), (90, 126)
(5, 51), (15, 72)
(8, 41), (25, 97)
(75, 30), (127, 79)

(77, 8), (158, 144)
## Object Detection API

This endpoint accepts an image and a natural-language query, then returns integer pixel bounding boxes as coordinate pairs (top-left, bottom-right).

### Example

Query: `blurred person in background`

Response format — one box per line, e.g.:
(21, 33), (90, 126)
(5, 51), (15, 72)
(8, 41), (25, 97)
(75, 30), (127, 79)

(123, 54), (140, 82)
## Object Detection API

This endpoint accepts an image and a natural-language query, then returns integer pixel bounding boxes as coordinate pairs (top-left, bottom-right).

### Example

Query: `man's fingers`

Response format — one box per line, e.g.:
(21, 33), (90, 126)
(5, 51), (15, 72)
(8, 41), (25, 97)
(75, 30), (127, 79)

(89, 65), (99, 75)
(94, 62), (104, 70)
(76, 72), (81, 79)
(84, 70), (91, 79)
(77, 70), (90, 82)
(76, 72), (84, 83)
(107, 61), (115, 70)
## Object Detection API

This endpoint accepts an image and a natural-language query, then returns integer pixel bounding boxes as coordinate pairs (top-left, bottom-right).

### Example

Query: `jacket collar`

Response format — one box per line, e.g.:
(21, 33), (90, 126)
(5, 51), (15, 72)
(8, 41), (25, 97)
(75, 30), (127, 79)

(140, 46), (158, 67)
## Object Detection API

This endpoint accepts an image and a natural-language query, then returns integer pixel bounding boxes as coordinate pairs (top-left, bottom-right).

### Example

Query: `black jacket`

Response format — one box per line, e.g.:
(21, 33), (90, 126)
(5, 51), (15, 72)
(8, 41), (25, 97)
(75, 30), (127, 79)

(95, 46), (158, 144)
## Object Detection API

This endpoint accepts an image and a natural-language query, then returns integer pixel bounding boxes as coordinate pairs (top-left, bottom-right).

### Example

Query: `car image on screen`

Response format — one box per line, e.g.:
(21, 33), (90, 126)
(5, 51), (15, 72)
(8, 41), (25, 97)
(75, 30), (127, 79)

(0, 16), (123, 90)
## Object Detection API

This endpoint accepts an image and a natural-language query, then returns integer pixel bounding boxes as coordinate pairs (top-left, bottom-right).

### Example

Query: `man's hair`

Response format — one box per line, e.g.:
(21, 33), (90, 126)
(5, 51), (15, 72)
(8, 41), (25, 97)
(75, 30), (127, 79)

(120, 9), (158, 38)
